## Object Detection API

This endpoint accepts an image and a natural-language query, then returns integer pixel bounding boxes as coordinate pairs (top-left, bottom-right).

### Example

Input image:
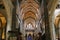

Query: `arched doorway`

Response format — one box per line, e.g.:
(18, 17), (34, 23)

(0, 13), (6, 40)
(54, 14), (60, 40)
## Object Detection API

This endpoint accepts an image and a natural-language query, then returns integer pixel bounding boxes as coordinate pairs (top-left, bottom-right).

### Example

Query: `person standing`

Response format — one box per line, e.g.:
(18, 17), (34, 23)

(27, 34), (33, 40)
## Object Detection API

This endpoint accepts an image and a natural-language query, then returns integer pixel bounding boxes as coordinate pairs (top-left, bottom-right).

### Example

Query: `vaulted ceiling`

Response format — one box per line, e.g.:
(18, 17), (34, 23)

(16, 0), (40, 28)
(0, 0), (59, 27)
(23, 11), (36, 20)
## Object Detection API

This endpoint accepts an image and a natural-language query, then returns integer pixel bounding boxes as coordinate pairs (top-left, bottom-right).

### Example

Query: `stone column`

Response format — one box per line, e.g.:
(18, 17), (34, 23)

(20, 20), (22, 33)
(11, 7), (17, 31)
(49, 13), (56, 40)
(2, 0), (13, 40)
(35, 20), (39, 34)
(20, 20), (24, 33)
(48, 0), (59, 40)
(43, 0), (51, 40)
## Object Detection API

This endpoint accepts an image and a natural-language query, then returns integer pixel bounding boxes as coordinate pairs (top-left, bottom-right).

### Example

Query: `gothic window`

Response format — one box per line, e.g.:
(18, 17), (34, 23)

(27, 23), (32, 29)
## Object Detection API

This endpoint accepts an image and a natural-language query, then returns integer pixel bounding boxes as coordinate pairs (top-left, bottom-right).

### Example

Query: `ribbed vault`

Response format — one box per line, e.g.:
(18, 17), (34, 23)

(20, 0), (40, 30)
(23, 11), (36, 20)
